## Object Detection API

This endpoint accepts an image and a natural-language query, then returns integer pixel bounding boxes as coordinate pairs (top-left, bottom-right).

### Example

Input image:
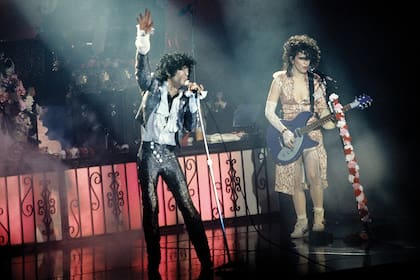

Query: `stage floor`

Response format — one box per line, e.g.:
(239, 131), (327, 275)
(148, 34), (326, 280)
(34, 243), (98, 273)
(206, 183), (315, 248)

(1, 213), (418, 280)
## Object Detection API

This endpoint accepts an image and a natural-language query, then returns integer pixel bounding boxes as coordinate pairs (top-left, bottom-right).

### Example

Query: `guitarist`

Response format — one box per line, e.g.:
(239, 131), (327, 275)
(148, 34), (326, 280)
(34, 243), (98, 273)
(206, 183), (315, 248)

(265, 34), (335, 239)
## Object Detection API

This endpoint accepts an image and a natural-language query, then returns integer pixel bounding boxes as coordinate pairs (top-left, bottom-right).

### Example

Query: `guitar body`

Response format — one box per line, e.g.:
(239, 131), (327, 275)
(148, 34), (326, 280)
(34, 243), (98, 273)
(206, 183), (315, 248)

(266, 94), (373, 165)
(266, 111), (318, 165)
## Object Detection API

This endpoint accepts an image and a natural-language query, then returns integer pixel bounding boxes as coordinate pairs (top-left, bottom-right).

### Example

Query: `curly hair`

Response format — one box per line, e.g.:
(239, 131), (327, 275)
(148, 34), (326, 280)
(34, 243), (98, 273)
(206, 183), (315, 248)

(154, 52), (196, 81)
(282, 34), (321, 76)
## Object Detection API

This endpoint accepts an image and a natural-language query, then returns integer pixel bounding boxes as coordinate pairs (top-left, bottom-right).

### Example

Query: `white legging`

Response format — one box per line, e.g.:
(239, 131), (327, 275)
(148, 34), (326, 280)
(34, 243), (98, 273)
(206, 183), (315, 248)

(292, 148), (323, 217)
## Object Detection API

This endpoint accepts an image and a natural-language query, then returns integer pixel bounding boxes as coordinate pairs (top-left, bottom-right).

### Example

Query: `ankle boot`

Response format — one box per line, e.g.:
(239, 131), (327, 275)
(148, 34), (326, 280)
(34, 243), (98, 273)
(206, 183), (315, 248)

(184, 216), (213, 270)
(290, 217), (308, 238)
(312, 208), (325, 231)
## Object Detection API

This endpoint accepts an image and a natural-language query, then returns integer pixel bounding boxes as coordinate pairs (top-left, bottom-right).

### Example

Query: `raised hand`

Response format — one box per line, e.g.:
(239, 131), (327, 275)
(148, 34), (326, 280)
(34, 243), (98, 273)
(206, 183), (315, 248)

(137, 8), (153, 33)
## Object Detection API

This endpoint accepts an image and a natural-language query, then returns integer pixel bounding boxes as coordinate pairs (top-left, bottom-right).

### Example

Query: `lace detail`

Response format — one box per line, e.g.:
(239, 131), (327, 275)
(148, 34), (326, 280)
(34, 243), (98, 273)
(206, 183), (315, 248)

(273, 71), (329, 195)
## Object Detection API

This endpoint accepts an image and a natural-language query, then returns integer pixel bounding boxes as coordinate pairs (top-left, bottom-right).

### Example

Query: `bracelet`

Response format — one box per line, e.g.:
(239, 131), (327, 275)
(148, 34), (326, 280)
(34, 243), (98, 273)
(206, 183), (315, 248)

(281, 128), (288, 134)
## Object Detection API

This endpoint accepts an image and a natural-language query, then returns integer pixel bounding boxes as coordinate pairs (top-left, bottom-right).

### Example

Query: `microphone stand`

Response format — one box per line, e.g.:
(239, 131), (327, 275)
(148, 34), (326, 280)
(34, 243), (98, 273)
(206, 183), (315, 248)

(195, 96), (235, 270)
(187, 0), (236, 271)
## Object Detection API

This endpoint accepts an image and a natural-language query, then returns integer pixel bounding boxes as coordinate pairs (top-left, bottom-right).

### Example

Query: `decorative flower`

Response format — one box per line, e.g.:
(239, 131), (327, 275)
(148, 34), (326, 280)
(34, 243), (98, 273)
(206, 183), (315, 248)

(0, 58), (38, 150)
(329, 94), (371, 224)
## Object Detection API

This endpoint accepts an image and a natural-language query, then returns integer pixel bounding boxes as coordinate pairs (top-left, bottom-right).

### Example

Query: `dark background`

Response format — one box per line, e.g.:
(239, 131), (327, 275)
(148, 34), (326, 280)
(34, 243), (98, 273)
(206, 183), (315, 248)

(1, 0), (417, 229)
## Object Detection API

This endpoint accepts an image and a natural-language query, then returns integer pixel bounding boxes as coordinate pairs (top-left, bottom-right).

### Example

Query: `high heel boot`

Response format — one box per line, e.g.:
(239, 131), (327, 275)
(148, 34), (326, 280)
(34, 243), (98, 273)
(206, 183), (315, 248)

(290, 217), (308, 238)
(312, 207), (325, 231)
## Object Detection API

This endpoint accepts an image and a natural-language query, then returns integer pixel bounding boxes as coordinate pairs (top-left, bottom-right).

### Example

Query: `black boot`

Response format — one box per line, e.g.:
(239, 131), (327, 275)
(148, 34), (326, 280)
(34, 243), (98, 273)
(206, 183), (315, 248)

(146, 244), (161, 280)
(146, 239), (161, 272)
(186, 218), (213, 278)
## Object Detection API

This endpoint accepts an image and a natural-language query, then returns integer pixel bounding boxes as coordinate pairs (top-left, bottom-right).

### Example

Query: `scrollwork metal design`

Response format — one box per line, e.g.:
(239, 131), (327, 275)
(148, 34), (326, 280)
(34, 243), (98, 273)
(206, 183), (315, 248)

(0, 207), (8, 245)
(106, 170), (124, 224)
(37, 178), (56, 237)
(225, 157), (241, 212)
(21, 175), (34, 217)
(88, 171), (102, 211)
(69, 199), (80, 238)
(255, 149), (268, 191)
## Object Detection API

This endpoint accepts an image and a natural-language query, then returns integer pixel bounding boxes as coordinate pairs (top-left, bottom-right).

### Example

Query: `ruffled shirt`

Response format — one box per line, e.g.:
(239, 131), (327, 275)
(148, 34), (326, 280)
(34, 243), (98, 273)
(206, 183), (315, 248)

(141, 82), (180, 146)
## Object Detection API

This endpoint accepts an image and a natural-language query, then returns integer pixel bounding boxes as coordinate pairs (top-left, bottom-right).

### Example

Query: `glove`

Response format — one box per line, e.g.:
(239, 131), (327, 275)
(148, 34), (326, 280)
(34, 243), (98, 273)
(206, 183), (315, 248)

(282, 129), (295, 148)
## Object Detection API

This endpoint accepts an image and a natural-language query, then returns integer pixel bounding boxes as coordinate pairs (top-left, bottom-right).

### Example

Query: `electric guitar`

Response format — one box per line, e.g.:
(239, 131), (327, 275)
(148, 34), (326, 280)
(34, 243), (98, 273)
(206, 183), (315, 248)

(266, 94), (372, 165)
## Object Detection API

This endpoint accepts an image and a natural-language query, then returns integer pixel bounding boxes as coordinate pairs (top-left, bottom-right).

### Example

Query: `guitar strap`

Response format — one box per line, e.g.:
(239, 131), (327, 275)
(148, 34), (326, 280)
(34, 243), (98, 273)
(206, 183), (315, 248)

(308, 71), (315, 113)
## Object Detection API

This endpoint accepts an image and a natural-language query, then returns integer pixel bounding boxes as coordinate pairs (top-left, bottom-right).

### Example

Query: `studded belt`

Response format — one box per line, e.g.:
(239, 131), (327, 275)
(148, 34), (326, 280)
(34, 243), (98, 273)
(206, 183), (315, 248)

(142, 141), (176, 163)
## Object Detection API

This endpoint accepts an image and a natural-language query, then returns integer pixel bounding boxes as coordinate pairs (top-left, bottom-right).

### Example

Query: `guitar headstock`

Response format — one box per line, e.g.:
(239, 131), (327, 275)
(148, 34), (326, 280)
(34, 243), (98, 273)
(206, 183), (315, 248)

(350, 94), (373, 109)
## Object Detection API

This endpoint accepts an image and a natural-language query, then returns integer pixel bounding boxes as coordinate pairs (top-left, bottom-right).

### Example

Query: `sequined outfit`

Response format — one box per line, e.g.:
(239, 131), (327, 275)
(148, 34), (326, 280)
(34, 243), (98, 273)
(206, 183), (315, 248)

(135, 49), (212, 272)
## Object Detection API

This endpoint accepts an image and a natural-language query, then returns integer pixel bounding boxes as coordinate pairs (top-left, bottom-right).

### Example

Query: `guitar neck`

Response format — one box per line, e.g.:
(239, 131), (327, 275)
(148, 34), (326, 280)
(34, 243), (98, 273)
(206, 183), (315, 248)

(300, 104), (352, 134)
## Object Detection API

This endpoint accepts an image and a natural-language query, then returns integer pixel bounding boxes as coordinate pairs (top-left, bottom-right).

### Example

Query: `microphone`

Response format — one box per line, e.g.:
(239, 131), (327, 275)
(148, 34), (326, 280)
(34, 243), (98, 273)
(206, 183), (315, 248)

(184, 80), (207, 99)
(184, 80), (196, 93)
